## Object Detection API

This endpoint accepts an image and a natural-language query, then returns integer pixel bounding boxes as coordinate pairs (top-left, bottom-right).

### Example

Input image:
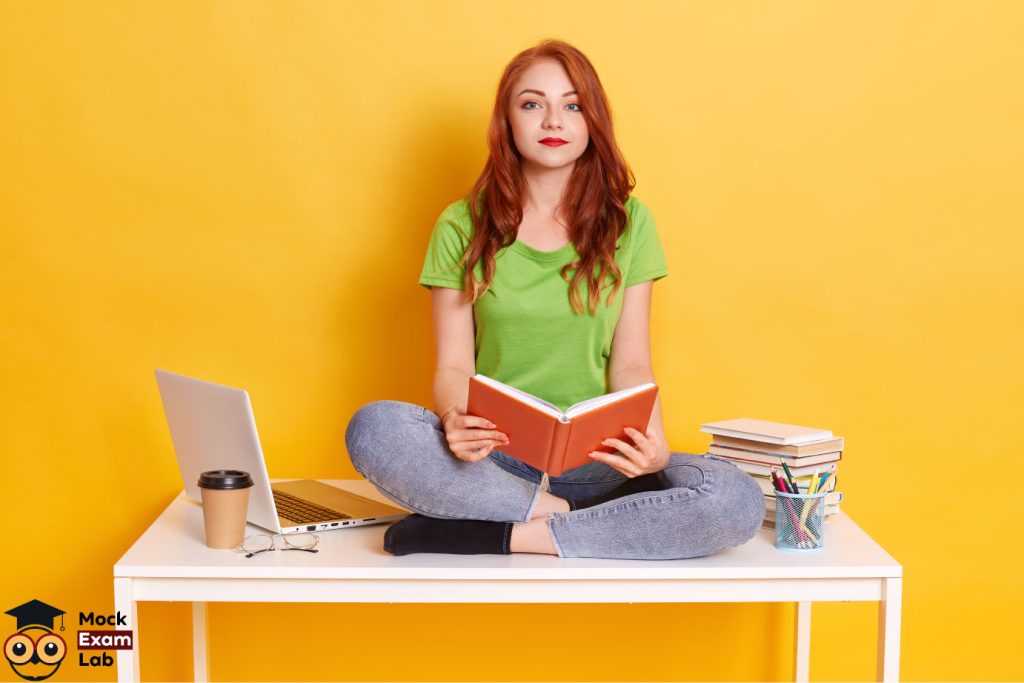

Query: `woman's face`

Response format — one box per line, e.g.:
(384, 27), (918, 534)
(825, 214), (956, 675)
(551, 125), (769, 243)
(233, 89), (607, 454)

(507, 58), (589, 174)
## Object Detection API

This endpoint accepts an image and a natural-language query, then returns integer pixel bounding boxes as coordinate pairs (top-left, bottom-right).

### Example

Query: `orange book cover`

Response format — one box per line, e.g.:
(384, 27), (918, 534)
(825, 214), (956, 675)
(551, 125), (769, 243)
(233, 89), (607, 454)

(466, 375), (659, 477)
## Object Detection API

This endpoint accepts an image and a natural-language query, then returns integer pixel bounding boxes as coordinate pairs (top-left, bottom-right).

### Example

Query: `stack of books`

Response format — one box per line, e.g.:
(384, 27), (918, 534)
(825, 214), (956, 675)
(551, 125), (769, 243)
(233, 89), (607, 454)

(699, 418), (844, 527)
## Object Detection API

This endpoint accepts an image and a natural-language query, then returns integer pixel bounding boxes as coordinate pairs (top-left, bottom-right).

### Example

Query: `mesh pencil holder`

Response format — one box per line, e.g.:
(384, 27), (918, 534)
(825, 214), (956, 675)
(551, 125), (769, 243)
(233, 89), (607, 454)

(774, 490), (826, 552)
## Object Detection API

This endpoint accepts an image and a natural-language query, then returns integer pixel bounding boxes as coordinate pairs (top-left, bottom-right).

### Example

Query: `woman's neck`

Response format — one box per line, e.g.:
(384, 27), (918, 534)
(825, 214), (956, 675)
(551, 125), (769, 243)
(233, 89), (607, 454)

(521, 161), (574, 220)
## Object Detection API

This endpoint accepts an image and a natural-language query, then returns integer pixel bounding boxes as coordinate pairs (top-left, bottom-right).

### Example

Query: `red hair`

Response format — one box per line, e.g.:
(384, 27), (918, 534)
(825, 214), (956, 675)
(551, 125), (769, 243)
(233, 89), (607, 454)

(459, 39), (635, 315)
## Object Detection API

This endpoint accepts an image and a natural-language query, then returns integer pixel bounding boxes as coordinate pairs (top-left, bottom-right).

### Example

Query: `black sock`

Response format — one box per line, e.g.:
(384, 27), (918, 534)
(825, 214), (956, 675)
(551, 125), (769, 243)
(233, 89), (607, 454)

(383, 514), (514, 556)
(568, 470), (671, 510)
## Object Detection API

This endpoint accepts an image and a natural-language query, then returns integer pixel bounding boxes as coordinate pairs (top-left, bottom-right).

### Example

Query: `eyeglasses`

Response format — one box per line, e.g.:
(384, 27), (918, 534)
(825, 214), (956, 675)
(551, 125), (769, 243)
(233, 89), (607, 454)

(236, 532), (320, 558)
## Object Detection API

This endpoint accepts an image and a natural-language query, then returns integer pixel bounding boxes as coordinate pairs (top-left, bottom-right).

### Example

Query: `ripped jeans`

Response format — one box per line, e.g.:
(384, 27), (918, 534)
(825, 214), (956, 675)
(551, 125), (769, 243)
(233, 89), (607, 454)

(345, 400), (765, 560)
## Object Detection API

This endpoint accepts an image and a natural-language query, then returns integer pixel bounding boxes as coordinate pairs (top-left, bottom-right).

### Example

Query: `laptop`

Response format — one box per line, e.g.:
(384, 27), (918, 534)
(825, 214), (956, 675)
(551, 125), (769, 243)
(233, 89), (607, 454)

(155, 369), (408, 534)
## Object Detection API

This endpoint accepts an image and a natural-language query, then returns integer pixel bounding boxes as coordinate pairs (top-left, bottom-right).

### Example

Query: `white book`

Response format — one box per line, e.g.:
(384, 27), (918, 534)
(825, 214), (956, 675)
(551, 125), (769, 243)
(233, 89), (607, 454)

(732, 460), (838, 478)
(700, 418), (832, 445)
(752, 475), (838, 496)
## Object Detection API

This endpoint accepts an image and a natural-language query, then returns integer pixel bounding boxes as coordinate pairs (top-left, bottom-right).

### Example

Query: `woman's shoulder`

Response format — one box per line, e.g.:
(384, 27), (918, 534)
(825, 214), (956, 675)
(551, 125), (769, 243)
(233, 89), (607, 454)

(438, 197), (480, 231)
(623, 195), (656, 236)
(440, 196), (471, 217)
(432, 197), (476, 242)
(625, 194), (652, 218)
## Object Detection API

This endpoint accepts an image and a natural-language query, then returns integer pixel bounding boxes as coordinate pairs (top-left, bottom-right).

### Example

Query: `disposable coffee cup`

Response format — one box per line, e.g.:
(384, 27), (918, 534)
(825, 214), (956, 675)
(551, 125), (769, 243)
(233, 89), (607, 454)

(197, 470), (254, 549)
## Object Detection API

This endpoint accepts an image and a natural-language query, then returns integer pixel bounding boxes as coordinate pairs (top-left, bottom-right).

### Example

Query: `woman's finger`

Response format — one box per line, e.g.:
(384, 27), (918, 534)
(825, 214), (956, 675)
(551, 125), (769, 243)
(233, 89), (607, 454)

(453, 426), (508, 443)
(620, 429), (659, 463)
(460, 414), (498, 430)
(452, 448), (488, 463)
(601, 437), (645, 463)
(452, 438), (503, 453)
(588, 450), (642, 477)
(624, 427), (650, 447)
(623, 428), (657, 460)
(461, 445), (495, 462)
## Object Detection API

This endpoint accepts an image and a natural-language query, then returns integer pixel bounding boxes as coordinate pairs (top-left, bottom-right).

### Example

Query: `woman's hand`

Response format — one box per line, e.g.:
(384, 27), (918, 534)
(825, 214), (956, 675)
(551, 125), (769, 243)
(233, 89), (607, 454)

(440, 407), (509, 463)
(588, 427), (670, 478)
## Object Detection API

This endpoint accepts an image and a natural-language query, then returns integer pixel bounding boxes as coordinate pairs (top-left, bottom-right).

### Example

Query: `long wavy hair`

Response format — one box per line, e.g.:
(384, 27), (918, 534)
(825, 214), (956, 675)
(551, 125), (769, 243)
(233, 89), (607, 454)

(458, 39), (635, 315)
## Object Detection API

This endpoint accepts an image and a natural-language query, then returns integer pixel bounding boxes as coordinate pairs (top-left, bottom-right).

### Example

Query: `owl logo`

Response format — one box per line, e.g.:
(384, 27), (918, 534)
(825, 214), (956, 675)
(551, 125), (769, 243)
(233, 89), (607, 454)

(4, 600), (67, 681)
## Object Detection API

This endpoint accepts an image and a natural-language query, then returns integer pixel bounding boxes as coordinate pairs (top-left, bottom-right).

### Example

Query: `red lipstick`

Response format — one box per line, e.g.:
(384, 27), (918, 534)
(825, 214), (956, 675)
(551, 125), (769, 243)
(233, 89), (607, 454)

(540, 138), (568, 146)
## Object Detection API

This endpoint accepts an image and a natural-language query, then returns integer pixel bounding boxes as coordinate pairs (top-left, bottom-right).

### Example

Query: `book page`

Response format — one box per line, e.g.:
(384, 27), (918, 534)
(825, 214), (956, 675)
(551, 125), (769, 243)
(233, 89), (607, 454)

(473, 374), (563, 419)
(565, 383), (656, 419)
(700, 417), (832, 445)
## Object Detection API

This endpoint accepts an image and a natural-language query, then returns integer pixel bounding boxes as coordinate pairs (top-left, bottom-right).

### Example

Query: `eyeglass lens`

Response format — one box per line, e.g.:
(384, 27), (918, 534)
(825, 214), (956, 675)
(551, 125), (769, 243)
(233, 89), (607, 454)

(240, 533), (318, 557)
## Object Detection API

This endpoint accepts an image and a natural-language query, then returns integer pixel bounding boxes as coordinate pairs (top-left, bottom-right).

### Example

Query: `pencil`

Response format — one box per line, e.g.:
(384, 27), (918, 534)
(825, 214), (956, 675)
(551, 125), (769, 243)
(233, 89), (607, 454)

(781, 461), (799, 492)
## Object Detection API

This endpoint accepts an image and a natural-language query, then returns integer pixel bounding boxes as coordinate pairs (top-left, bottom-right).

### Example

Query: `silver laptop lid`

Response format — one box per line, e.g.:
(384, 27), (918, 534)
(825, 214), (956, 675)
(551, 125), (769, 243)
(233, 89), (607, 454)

(155, 369), (282, 533)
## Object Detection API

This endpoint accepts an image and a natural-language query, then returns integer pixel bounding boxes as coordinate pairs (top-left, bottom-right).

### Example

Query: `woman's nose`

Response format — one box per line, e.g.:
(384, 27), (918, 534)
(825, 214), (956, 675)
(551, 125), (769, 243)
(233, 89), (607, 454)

(543, 109), (562, 129)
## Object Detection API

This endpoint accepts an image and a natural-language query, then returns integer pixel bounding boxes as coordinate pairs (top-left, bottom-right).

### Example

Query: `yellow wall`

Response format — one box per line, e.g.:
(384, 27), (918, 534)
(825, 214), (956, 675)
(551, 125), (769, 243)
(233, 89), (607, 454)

(2, 1), (1021, 680)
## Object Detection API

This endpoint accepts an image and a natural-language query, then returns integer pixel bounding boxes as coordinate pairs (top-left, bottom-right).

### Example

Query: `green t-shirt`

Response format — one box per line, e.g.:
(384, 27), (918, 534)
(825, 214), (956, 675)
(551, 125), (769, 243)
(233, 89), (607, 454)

(418, 196), (668, 412)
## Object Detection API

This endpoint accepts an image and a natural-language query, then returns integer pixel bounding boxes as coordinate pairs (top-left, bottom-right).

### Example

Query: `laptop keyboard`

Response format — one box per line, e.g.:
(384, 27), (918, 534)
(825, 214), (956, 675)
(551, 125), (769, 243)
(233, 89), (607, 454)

(272, 489), (352, 524)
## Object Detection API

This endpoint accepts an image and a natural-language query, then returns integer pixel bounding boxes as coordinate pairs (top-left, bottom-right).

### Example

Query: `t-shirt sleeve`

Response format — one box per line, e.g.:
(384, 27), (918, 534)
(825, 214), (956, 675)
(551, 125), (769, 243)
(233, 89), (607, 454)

(623, 198), (669, 286)
(418, 203), (471, 290)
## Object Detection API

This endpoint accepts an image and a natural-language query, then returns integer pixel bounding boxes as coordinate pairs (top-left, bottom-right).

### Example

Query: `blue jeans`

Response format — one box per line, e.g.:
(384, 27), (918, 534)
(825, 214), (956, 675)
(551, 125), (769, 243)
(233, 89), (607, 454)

(345, 400), (765, 560)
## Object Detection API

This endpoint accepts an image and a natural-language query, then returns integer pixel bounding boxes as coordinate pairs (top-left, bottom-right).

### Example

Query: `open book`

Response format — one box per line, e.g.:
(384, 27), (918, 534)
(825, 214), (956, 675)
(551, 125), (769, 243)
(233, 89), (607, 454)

(466, 374), (659, 477)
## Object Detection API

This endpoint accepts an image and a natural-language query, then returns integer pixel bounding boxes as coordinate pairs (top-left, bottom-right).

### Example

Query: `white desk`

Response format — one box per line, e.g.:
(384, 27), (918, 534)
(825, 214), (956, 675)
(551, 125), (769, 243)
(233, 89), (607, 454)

(114, 480), (902, 682)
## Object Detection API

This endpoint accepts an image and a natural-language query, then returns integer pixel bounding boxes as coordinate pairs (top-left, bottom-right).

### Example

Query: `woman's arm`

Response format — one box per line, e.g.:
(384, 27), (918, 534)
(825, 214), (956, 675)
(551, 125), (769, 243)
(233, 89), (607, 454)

(429, 286), (509, 461)
(595, 281), (671, 476)
(430, 287), (476, 419)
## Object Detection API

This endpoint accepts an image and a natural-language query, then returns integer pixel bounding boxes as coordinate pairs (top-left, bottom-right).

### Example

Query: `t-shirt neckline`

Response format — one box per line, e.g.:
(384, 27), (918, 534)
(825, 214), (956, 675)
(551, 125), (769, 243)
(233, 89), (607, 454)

(509, 239), (577, 262)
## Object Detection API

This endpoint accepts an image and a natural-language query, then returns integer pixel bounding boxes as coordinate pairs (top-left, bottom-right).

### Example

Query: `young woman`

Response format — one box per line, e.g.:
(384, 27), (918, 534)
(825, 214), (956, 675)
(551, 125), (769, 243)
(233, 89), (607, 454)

(345, 39), (764, 559)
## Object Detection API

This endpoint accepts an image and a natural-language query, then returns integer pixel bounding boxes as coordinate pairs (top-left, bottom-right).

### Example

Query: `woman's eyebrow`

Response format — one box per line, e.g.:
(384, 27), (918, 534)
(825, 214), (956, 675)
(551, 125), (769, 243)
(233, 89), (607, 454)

(517, 89), (577, 97)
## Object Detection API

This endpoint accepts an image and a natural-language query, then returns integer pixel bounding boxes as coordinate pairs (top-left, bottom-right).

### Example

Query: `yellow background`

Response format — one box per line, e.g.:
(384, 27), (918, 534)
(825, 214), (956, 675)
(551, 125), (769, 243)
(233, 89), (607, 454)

(2, 1), (1021, 681)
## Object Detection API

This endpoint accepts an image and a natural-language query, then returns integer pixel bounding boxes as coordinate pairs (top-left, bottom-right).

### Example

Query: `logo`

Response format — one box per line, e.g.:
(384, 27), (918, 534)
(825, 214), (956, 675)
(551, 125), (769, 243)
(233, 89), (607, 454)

(3, 600), (67, 681)
(4, 600), (135, 680)
(76, 611), (133, 669)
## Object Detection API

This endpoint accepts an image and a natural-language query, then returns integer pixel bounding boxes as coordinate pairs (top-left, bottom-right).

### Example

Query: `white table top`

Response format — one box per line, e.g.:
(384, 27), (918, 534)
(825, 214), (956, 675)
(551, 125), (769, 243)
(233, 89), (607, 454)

(114, 480), (901, 581)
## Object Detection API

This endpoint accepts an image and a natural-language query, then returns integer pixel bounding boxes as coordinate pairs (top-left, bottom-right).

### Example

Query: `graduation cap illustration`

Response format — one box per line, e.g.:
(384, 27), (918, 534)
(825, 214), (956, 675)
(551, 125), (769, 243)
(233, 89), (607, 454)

(5, 599), (65, 632)
(4, 600), (68, 681)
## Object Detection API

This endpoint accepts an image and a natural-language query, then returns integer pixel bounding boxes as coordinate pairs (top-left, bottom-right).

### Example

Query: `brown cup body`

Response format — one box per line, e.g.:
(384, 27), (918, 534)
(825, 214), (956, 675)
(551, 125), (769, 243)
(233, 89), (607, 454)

(199, 487), (251, 548)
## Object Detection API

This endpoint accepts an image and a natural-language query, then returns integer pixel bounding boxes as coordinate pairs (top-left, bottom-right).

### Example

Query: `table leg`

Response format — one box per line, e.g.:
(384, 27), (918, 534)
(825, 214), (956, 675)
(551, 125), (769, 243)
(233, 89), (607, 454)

(794, 601), (811, 682)
(113, 578), (140, 683)
(193, 602), (210, 682)
(876, 577), (902, 682)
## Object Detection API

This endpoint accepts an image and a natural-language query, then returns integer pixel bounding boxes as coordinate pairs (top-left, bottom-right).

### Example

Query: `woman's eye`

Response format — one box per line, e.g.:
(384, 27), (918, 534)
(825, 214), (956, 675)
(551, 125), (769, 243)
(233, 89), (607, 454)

(520, 101), (581, 112)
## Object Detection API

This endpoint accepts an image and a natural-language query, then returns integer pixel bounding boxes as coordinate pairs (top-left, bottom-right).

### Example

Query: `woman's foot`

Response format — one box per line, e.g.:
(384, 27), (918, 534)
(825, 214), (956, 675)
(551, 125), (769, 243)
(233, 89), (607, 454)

(383, 515), (513, 556)
(509, 517), (558, 555)
(382, 513), (561, 556)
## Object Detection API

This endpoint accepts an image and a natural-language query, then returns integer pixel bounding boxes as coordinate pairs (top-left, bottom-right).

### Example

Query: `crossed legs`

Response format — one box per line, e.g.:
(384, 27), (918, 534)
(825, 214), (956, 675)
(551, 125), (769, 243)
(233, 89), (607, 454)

(510, 491), (570, 554)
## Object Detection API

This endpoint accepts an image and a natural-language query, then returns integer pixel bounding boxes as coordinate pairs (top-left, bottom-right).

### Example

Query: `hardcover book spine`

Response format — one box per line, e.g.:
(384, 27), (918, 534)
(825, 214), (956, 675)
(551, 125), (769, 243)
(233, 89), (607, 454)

(548, 420), (573, 477)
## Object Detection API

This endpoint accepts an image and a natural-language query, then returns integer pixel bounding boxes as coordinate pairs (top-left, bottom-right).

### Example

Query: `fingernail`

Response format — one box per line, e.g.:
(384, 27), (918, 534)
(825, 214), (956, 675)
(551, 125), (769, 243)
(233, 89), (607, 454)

(487, 422), (496, 429)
